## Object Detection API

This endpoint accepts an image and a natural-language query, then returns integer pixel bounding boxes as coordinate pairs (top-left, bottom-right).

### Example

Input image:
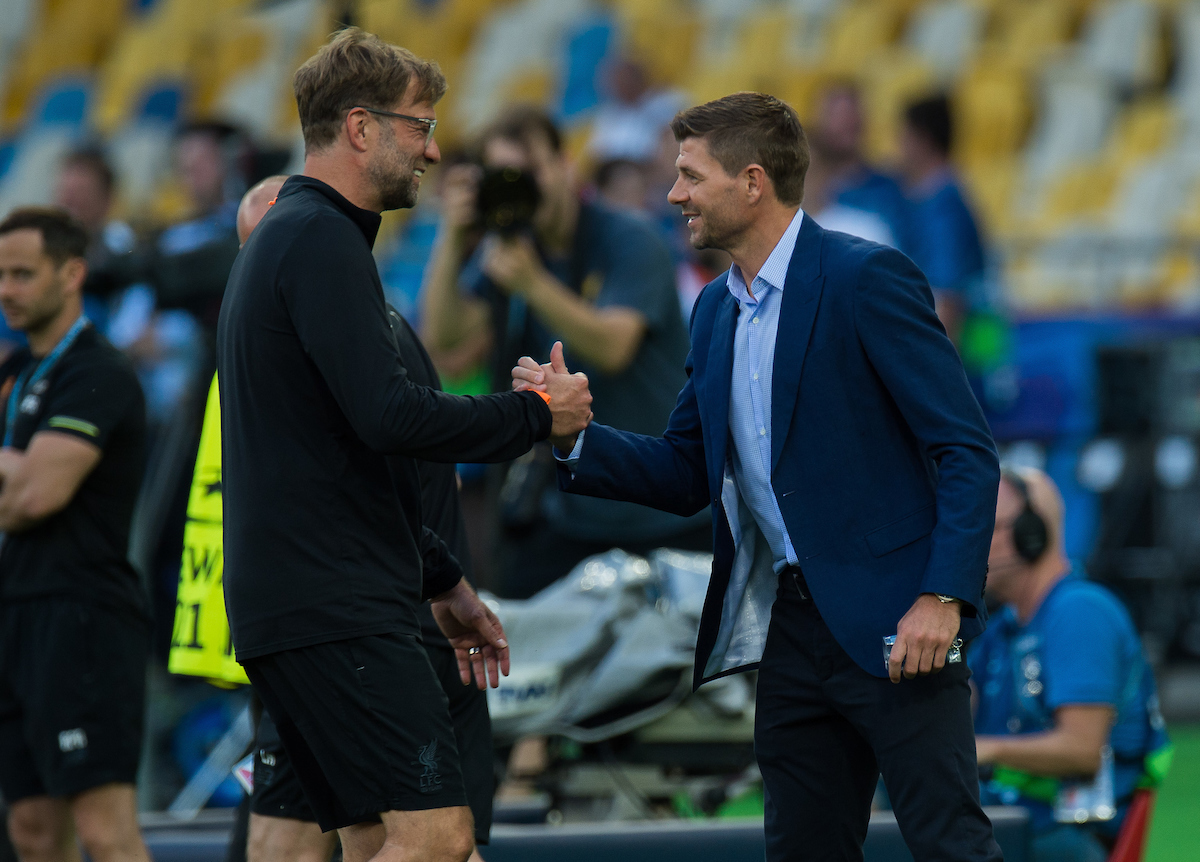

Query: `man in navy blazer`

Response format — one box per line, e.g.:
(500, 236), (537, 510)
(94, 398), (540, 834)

(514, 93), (1002, 861)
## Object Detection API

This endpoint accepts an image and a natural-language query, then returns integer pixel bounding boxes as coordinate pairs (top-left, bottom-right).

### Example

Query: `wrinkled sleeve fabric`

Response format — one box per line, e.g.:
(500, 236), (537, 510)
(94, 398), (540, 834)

(853, 246), (999, 616)
(419, 526), (464, 601)
(558, 345), (710, 518)
(279, 213), (550, 463)
(36, 356), (140, 451)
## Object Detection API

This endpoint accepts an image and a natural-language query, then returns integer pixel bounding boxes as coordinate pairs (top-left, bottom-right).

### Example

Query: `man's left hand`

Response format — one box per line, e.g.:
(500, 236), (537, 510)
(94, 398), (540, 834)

(888, 593), (962, 683)
(482, 235), (542, 297)
(430, 579), (511, 690)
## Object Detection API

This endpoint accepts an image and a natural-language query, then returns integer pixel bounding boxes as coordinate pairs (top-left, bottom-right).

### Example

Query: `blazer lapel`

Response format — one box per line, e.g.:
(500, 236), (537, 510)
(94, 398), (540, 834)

(705, 290), (738, 489)
(770, 216), (825, 473)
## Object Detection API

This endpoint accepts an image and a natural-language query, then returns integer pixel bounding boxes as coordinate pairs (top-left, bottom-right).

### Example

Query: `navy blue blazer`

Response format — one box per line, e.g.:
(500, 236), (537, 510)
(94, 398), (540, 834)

(559, 215), (999, 686)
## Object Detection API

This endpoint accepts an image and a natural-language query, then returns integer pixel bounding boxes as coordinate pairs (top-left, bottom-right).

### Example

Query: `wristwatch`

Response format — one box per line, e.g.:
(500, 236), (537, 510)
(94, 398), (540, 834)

(935, 593), (961, 605)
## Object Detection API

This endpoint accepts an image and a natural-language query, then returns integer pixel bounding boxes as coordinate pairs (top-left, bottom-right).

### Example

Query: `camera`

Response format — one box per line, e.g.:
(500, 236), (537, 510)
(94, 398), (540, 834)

(476, 166), (540, 235)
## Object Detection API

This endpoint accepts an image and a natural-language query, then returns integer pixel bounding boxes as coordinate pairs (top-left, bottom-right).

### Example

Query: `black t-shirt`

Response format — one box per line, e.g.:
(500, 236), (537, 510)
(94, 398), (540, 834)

(0, 325), (148, 617)
(217, 175), (551, 661)
(384, 308), (472, 647)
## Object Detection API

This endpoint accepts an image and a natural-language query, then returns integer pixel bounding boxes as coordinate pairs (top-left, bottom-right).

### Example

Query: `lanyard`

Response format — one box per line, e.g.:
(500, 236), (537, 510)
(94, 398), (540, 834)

(3, 315), (90, 447)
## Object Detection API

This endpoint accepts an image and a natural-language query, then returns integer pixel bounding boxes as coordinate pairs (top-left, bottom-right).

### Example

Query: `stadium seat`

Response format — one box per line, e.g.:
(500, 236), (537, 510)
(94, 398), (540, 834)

(0, 0), (125, 129)
(859, 48), (935, 162)
(954, 55), (1034, 168)
(1079, 0), (1165, 90)
(36, 80), (90, 126)
(1024, 60), (1116, 185)
(822, 1), (904, 76)
(905, 0), (989, 83)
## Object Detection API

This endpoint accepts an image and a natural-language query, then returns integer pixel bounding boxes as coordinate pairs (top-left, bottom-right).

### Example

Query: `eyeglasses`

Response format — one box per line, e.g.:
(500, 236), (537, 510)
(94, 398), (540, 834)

(354, 107), (437, 146)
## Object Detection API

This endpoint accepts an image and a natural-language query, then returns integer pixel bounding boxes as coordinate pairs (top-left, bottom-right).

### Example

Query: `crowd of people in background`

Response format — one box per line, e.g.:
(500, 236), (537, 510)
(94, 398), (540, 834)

(19, 66), (989, 621)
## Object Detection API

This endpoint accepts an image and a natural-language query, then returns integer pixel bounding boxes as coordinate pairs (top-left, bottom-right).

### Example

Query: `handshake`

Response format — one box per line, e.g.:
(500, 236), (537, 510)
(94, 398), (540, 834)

(512, 341), (592, 451)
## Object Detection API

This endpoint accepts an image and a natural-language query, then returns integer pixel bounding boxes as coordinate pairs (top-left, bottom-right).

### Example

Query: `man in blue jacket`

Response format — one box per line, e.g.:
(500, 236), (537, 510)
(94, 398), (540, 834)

(513, 92), (1002, 861)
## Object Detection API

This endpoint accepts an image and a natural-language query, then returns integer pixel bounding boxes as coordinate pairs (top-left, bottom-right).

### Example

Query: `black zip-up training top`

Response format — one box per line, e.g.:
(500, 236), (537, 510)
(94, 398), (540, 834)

(216, 175), (551, 661)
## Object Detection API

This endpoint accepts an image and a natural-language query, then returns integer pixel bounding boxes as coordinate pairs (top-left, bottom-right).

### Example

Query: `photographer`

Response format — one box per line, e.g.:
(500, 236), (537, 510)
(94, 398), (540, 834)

(422, 106), (708, 598)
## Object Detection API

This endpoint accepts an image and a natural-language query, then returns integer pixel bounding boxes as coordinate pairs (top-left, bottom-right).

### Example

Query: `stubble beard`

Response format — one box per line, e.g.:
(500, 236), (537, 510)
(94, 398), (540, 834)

(370, 127), (420, 212)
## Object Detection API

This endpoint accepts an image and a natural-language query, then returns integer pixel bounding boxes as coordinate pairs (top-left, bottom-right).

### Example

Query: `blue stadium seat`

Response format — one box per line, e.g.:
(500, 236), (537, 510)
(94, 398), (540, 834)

(35, 79), (89, 126)
(140, 84), (185, 123)
(0, 141), (16, 181)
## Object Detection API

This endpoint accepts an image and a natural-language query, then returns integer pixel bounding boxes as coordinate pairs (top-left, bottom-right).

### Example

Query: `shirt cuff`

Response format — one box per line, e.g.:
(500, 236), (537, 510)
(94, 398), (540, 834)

(553, 428), (586, 473)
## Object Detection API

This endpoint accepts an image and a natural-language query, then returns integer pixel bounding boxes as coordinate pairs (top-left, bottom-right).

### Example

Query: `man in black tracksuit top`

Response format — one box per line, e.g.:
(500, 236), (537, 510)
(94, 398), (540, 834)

(216, 28), (592, 862)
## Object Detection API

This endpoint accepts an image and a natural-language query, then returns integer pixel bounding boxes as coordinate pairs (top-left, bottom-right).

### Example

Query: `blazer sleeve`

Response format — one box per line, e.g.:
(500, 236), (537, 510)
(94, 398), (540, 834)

(853, 246), (999, 615)
(559, 347), (711, 518)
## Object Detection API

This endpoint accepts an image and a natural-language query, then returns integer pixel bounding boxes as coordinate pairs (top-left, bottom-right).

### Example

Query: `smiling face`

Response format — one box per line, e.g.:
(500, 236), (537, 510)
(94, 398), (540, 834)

(366, 89), (441, 211)
(667, 136), (750, 252)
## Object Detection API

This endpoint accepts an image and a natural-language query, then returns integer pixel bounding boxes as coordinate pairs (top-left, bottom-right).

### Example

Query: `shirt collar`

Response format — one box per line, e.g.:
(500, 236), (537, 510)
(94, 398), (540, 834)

(726, 208), (805, 304)
(278, 175), (383, 249)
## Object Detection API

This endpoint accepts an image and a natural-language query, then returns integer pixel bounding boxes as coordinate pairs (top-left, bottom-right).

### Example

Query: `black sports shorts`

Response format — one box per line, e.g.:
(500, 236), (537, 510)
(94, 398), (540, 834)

(243, 632), (468, 832)
(251, 643), (494, 843)
(0, 601), (148, 802)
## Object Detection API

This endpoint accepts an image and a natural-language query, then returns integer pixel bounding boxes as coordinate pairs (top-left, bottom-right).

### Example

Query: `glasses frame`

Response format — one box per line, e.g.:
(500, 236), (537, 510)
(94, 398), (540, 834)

(353, 107), (437, 146)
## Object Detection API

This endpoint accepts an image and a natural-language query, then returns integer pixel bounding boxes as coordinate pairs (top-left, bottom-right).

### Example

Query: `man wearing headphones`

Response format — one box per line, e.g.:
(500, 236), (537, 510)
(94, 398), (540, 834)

(970, 468), (1171, 862)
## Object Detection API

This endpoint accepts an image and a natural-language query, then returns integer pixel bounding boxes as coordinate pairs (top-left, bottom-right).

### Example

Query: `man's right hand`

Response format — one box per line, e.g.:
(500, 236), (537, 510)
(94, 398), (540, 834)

(513, 341), (592, 451)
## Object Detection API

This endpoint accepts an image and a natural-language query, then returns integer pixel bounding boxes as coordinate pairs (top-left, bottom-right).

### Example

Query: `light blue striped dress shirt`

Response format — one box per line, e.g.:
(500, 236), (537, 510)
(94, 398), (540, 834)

(725, 208), (805, 573)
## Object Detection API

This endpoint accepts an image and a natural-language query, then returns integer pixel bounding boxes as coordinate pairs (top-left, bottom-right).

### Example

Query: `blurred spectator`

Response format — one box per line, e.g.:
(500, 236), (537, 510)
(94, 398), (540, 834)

(587, 57), (686, 163)
(899, 94), (985, 345)
(971, 469), (1173, 862)
(53, 148), (139, 331)
(804, 83), (909, 250)
(594, 157), (649, 212)
(422, 106), (708, 598)
(150, 122), (244, 338)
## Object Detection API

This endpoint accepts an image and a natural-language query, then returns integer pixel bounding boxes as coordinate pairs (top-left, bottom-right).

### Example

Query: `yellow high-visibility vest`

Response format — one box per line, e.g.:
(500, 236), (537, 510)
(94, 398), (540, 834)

(167, 374), (248, 686)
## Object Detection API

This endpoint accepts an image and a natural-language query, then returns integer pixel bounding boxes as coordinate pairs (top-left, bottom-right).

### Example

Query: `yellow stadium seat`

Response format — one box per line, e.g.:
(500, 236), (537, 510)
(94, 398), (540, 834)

(822, 0), (904, 77)
(623, 11), (700, 90)
(1, 0), (127, 128)
(1107, 97), (1176, 164)
(92, 19), (192, 134)
(985, 0), (1078, 71)
(960, 156), (1021, 239)
(1032, 157), (1122, 233)
(953, 54), (1033, 169)
(858, 48), (934, 163)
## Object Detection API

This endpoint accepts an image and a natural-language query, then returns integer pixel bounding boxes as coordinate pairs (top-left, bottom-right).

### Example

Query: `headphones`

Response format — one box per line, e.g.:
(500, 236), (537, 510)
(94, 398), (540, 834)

(1002, 470), (1049, 563)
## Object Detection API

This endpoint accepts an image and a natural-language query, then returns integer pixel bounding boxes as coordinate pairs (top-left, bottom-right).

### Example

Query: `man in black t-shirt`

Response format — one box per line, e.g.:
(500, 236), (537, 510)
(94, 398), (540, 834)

(0, 208), (149, 862)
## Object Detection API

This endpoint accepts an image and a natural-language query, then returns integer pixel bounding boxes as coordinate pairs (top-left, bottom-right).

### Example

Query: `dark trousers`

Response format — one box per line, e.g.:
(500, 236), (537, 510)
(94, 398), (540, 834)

(755, 573), (1003, 862)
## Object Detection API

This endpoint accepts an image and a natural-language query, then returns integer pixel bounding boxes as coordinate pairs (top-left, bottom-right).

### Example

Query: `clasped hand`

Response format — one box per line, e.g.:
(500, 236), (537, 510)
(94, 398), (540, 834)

(888, 593), (962, 684)
(512, 341), (593, 450)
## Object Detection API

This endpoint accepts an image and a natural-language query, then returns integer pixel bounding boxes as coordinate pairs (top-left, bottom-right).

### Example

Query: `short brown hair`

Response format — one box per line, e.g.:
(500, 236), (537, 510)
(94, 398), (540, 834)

(480, 105), (563, 155)
(671, 92), (809, 206)
(61, 147), (115, 198)
(0, 207), (88, 265)
(293, 27), (447, 152)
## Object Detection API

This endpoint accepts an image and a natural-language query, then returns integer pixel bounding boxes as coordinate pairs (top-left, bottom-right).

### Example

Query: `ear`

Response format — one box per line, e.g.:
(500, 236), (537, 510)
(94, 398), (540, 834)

(743, 164), (769, 205)
(345, 108), (371, 154)
(61, 257), (87, 296)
